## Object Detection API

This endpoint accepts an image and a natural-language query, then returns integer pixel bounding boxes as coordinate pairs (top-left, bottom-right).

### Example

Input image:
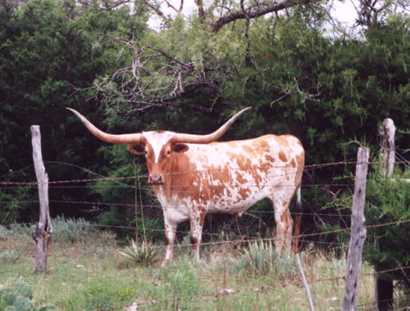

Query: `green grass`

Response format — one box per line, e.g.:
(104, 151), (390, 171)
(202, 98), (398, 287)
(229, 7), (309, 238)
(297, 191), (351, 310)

(0, 232), (377, 310)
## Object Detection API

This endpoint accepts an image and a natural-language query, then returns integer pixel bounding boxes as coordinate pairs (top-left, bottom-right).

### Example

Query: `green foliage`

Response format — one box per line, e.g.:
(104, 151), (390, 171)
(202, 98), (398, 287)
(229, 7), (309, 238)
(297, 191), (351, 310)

(0, 232), (376, 310)
(51, 216), (96, 243)
(63, 278), (135, 311)
(0, 187), (32, 225)
(2, 217), (97, 243)
(332, 169), (410, 283)
(0, 0), (147, 223)
(153, 259), (200, 309)
(0, 278), (56, 311)
(0, 225), (11, 240)
(365, 171), (410, 282)
(118, 240), (157, 267)
(6, 223), (33, 236)
(0, 250), (21, 264)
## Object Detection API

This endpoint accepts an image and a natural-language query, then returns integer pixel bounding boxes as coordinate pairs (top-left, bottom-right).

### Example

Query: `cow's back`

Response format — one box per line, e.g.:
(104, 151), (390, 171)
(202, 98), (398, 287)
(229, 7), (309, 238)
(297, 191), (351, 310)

(158, 134), (304, 215)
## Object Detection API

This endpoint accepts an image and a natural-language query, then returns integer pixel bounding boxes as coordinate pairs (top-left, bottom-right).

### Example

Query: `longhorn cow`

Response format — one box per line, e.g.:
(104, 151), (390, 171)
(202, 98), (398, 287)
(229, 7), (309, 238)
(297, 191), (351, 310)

(67, 107), (304, 265)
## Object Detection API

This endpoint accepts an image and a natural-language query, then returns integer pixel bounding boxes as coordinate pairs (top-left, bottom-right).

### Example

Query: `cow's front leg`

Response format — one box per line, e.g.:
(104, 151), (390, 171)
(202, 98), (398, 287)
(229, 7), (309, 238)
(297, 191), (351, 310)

(162, 218), (177, 267)
(190, 210), (205, 262)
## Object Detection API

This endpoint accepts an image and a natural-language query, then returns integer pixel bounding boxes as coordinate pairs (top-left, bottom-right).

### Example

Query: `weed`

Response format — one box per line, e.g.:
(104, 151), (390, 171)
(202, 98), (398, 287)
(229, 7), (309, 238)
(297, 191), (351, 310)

(0, 225), (11, 240)
(0, 233), (376, 310)
(234, 240), (297, 278)
(51, 216), (95, 243)
(63, 278), (136, 311)
(154, 259), (201, 310)
(0, 250), (20, 264)
(119, 240), (157, 267)
(8, 223), (33, 236)
(0, 278), (56, 311)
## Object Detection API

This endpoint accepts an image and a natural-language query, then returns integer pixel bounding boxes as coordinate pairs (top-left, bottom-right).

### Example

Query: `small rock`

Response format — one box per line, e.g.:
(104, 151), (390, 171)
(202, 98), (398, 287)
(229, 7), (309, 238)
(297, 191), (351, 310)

(217, 288), (235, 296)
(124, 302), (138, 311)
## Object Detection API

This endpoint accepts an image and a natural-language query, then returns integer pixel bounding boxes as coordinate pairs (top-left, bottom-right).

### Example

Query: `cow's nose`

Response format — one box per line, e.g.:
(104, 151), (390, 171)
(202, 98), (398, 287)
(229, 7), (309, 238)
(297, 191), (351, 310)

(149, 174), (163, 185)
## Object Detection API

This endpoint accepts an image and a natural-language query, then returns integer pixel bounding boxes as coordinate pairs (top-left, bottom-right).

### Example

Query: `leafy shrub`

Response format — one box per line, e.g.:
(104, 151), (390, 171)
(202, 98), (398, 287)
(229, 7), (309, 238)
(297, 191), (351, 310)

(63, 278), (135, 311)
(155, 259), (200, 309)
(333, 169), (410, 284)
(0, 225), (11, 240)
(0, 250), (20, 264)
(365, 171), (410, 282)
(119, 240), (157, 267)
(8, 223), (33, 236)
(51, 216), (95, 243)
(1, 218), (108, 245)
(0, 188), (31, 225)
(0, 278), (56, 311)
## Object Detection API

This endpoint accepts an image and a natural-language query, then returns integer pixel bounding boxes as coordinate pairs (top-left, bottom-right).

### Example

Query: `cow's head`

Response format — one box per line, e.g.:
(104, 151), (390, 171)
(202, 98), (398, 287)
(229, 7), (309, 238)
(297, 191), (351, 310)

(67, 107), (250, 185)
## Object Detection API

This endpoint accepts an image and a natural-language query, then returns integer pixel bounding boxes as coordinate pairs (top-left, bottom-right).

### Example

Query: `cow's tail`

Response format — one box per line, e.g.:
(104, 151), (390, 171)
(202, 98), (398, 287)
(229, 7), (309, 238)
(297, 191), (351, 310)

(292, 186), (302, 253)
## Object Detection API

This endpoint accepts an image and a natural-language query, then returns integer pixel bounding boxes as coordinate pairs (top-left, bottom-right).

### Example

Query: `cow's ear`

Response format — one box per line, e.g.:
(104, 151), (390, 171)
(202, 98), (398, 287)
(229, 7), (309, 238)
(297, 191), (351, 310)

(172, 143), (189, 153)
(128, 144), (146, 156)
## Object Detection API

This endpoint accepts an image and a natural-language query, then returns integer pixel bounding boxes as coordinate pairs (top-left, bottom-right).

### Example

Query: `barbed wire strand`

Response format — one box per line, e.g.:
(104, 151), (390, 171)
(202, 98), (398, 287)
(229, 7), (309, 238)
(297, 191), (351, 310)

(0, 159), (408, 187)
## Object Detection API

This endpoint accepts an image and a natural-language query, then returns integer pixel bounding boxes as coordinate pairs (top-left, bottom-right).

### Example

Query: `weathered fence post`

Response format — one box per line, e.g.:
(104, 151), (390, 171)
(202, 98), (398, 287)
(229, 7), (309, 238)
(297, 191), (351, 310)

(342, 146), (369, 311)
(380, 118), (396, 178)
(296, 253), (315, 311)
(31, 125), (52, 273)
(375, 118), (396, 310)
(134, 161), (139, 241)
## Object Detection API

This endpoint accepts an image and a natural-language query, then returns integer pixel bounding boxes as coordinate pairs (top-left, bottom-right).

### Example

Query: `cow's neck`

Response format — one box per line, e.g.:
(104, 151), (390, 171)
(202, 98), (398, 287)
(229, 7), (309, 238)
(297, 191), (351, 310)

(152, 152), (195, 201)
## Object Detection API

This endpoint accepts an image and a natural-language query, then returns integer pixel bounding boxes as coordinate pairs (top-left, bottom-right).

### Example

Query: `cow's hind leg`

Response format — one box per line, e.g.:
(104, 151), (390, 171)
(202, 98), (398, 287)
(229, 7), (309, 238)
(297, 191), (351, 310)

(269, 192), (294, 255)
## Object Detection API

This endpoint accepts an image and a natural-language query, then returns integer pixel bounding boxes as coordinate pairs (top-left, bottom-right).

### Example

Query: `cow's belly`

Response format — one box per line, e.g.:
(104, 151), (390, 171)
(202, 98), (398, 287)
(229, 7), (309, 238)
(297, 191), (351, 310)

(164, 205), (190, 223)
(206, 185), (269, 215)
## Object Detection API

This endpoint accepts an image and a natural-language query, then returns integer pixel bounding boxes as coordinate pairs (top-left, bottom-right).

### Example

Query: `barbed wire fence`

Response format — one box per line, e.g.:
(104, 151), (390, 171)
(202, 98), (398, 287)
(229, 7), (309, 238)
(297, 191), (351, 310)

(1, 119), (409, 308)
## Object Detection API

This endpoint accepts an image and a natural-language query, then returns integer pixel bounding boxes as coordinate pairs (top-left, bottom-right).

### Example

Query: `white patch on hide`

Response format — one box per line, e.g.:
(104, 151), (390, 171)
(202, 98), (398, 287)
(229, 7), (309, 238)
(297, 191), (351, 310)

(143, 131), (175, 163)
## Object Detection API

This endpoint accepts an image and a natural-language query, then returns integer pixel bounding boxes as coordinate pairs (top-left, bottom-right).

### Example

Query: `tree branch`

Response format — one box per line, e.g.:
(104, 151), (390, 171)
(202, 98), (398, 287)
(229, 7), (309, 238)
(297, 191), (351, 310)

(127, 81), (219, 112)
(143, 0), (171, 23)
(211, 0), (317, 32)
(195, 0), (206, 22)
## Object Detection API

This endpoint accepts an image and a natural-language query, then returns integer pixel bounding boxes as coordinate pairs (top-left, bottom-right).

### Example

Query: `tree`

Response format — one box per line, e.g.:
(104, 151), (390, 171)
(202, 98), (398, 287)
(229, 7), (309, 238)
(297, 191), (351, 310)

(0, 0), (148, 222)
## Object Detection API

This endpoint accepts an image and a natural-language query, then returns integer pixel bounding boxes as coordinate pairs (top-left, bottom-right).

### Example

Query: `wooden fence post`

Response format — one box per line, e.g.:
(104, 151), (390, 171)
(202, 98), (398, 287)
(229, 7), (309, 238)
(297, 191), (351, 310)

(296, 253), (315, 311)
(31, 125), (52, 273)
(380, 118), (396, 178)
(375, 118), (396, 310)
(342, 146), (369, 311)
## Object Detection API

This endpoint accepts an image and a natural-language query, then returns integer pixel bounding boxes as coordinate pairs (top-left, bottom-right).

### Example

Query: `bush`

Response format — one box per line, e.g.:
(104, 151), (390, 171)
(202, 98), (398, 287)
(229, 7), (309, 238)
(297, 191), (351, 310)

(8, 223), (33, 236)
(365, 171), (410, 283)
(63, 278), (135, 311)
(118, 240), (157, 267)
(234, 240), (298, 278)
(0, 278), (56, 311)
(0, 225), (11, 240)
(51, 216), (95, 243)
(333, 169), (410, 281)
(0, 250), (20, 264)
(153, 259), (200, 309)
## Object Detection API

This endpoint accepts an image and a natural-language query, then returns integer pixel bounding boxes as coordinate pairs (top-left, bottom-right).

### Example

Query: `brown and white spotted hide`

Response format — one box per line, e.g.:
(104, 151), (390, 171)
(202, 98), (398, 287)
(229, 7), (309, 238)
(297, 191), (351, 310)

(135, 133), (304, 265)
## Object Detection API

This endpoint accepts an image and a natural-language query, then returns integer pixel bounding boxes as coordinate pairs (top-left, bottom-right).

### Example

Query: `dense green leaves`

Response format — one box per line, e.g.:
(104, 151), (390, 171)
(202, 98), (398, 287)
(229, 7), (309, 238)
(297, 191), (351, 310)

(0, 0), (147, 222)
(365, 172), (410, 284)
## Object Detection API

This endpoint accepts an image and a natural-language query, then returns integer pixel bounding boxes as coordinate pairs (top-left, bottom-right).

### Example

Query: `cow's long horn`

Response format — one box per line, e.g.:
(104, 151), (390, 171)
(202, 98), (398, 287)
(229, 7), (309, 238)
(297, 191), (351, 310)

(172, 107), (251, 144)
(66, 108), (143, 144)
